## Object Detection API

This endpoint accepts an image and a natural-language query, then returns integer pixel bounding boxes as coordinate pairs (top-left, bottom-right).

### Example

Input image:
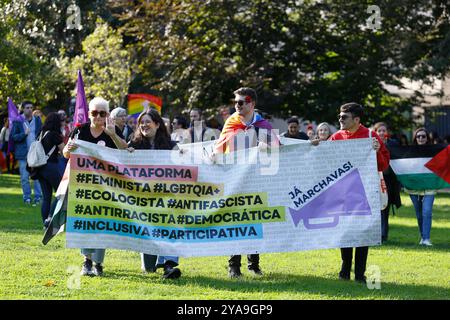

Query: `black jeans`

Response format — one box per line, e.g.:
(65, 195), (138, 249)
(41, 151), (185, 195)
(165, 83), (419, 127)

(229, 254), (259, 269)
(37, 162), (63, 224)
(381, 206), (390, 241)
(340, 247), (368, 279)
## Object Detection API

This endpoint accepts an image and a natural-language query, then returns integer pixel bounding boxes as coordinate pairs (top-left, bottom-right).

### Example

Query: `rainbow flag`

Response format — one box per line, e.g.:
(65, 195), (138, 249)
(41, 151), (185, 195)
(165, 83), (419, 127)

(128, 94), (162, 116)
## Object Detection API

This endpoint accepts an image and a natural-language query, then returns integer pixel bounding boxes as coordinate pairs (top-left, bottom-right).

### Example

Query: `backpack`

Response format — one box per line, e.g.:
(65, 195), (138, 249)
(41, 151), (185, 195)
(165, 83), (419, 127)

(27, 131), (56, 168)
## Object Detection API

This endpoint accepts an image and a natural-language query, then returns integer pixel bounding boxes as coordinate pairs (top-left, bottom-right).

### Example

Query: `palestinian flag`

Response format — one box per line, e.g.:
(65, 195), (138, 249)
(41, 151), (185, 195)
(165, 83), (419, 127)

(388, 144), (450, 190)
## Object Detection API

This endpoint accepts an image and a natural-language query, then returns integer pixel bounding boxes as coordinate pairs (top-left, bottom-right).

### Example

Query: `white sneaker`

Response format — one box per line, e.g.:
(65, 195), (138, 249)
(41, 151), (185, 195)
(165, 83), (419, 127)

(422, 239), (433, 246)
(419, 239), (424, 245)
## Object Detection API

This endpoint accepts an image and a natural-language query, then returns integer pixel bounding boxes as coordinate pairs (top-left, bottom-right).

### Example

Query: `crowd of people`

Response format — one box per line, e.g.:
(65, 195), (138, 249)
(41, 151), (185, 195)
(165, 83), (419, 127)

(0, 87), (447, 282)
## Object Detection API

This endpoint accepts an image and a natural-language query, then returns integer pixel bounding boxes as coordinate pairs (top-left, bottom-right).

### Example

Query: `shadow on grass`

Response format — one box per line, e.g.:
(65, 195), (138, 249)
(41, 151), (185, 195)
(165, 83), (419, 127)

(102, 271), (448, 300)
(379, 223), (450, 252)
(189, 273), (450, 300)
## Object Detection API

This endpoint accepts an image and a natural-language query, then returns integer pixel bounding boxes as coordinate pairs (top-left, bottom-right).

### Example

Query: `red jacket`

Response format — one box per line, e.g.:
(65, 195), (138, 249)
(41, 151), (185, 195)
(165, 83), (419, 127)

(329, 124), (390, 172)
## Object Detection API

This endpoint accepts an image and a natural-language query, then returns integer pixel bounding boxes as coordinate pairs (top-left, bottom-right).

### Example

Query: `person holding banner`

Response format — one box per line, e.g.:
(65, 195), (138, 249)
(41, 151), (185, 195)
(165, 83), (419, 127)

(330, 103), (390, 283)
(406, 128), (435, 246)
(127, 108), (181, 279)
(63, 97), (127, 277)
(213, 87), (279, 278)
(0, 118), (13, 173)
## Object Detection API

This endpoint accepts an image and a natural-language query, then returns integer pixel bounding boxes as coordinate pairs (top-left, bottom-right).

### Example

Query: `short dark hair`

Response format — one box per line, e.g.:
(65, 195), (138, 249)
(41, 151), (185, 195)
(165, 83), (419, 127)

(20, 101), (33, 111)
(234, 87), (257, 104)
(173, 115), (188, 129)
(287, 117), (299, 125)
(340, 102), (363, 119)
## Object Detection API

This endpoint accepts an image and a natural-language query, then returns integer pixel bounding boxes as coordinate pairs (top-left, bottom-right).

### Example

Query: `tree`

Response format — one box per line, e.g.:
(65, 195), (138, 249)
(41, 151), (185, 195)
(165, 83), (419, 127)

(0, 2), (62, 111)
(0, 0), (116, 112)
(114, 0), (450, 131)
(59, 18), (131, 108)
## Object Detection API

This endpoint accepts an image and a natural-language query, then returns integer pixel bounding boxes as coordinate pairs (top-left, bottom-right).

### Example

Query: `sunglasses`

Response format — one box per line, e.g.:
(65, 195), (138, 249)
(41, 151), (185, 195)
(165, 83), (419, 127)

(416, 135), (427, 139)
(234, 100), (246, 106)
(338, 114), (350, 120)
(90, 110), (107, 117)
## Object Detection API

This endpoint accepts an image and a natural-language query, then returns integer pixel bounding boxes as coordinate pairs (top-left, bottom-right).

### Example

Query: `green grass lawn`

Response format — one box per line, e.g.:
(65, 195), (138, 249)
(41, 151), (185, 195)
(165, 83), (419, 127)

(0, 173), (449, 300)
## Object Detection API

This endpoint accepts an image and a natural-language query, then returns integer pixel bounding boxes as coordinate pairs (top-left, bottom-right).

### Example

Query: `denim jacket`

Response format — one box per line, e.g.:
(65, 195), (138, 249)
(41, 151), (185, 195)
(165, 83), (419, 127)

(11, 116), (42, 160)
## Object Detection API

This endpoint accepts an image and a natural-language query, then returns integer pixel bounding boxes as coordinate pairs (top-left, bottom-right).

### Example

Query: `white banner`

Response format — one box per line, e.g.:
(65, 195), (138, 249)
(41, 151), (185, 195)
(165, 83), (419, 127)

(66, 138), (381, 256)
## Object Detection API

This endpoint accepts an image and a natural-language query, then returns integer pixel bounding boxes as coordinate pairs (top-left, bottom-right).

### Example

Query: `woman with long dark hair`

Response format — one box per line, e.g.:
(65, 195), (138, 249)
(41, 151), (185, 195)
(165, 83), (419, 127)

(127, 108), (181, 279)
(406, 128), (435, 246)
(36, 112), (66, 226)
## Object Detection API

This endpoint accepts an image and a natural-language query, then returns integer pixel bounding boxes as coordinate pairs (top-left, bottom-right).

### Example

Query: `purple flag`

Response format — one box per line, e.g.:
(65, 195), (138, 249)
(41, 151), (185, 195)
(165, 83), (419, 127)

(73, 70), (89, 126)
(7, 97), (23, 154)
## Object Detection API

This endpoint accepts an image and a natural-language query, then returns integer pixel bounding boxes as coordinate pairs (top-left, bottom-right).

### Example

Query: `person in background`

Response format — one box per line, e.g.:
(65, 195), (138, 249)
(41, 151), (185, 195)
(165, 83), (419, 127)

(0, 118), (13, 173)
(127, 108), (181, 279)
(330, 103), (390, 283)
(429, 131), (443, 144)
(36, 113), (65, 227)
(110, 107), (134, 142)
(127, 116), (137, 132)
(11, 101), (42, 206)
(63, 97), (127, 277)
(405, 128), (436, 246)
(373, 122), (402, 243)
(189, 108), (218, 143)
(316, 122), (333, 141)
(33, 109), (45, 123)
(189, 108), (208, 143)
(171, 115), (189, 143)
(306, 124), (315, 140)
(57, 109), (72, 145)
(220, 105), (231, 121)
(281, 117), (309, 140)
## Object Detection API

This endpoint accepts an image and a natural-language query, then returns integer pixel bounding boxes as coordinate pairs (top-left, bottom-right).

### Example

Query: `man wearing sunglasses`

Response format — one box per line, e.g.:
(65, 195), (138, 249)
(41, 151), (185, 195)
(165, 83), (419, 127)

(329, 102), (390, 284)
(214, 87), (278, 278)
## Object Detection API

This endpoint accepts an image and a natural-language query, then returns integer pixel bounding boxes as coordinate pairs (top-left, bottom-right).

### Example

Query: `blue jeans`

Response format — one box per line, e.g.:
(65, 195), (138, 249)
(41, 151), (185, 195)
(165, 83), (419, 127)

(37, 161), (63, 224)
(409, 194), (434, 240)
(18, 159), (42, 202)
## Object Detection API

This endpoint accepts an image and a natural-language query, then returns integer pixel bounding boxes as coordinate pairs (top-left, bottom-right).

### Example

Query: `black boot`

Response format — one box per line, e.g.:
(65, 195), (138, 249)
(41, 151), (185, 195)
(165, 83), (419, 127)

(163, 261), (181, 279)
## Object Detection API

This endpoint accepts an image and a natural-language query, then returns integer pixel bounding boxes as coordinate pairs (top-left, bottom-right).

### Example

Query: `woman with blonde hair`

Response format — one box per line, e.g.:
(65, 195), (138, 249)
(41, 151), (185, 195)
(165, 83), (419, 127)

(63, 97), (127, 276)
(316, 122), (332, 141)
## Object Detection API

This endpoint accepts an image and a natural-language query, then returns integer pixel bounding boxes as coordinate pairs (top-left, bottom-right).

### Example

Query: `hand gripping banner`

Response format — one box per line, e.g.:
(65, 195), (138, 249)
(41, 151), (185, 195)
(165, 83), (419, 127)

(66, 138), (381, 256)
